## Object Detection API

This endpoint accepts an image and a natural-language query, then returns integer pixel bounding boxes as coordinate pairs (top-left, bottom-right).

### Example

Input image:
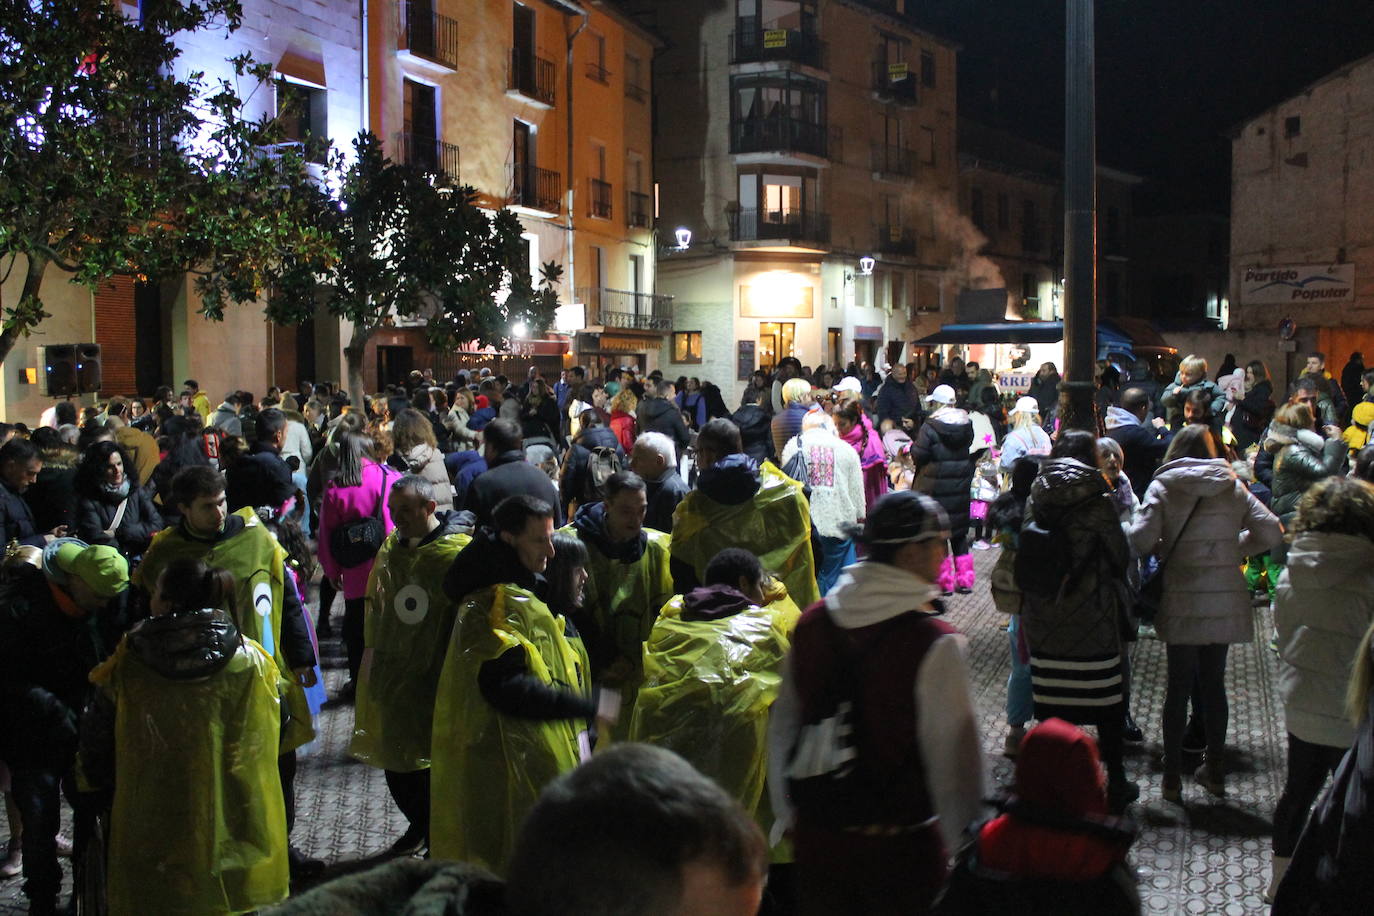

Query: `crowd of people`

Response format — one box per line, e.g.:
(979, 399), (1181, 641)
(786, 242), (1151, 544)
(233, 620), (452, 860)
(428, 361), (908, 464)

(0, 349), (1371, 915)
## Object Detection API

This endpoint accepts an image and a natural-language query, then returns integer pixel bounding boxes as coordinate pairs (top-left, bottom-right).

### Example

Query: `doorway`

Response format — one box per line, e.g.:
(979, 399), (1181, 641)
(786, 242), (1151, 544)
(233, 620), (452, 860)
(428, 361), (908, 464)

(758, 322), (795, 371)
(377, 346), (414, 390)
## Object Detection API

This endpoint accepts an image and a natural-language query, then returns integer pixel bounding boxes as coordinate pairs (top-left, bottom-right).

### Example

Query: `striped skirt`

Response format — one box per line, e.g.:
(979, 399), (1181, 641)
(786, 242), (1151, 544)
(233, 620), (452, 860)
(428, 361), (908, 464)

(1029, 652), (1124, 725)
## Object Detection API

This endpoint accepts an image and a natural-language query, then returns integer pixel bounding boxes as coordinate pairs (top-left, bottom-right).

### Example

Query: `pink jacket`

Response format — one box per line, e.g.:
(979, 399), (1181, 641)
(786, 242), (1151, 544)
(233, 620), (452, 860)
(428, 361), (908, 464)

(318, 459), (397, 599)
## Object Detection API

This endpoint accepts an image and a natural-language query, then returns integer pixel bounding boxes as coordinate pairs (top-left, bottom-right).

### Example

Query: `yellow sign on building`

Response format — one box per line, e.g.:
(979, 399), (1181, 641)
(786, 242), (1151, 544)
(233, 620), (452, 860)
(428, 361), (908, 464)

(763, 29), (788, 49)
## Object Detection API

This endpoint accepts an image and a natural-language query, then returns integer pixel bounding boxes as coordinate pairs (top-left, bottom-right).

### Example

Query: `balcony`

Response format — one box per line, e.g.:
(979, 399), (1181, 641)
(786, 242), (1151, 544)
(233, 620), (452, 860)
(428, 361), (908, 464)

(589, 178), (612, 219)
(394, 132), (460, 179)
(871, 143), (916, 179)
(509, 48), (557, 107)
(399, 1), (459, 70)
(730, 18), (824, 69)
(508, 164), (561, 214)
(585, 60), (610, 84)
(729, 209), (831, 246)
(627, 190), (651, 228)
(872, 61), (918, 104)
(730, 116), (828, 159)
(625, 81), (648, 103)
(577, 286), (674, 333)
(876, 224), (917, 257)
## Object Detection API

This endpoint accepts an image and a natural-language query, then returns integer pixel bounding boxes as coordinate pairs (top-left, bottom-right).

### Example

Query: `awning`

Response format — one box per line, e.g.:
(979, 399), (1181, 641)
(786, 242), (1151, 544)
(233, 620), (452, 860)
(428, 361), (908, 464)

(912, 321), (1135, 350)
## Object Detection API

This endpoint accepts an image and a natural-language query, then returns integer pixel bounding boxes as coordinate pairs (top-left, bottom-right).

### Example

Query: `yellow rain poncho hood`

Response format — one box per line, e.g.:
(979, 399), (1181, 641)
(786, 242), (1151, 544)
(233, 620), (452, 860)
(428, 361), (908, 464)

(672, 459), (820, 608)
(351, 523), (470, 772)
(90, 635), (288, 915)
(429, 583), (590, 874)
(630, 583), (798, 834)
(136, 508), (314, 751)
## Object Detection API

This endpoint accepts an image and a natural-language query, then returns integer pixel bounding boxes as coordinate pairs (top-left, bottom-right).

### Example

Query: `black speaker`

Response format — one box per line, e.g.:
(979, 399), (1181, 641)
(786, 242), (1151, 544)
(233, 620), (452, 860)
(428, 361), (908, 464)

(76, 342), (102, 393)
(38, 344), (79, 396)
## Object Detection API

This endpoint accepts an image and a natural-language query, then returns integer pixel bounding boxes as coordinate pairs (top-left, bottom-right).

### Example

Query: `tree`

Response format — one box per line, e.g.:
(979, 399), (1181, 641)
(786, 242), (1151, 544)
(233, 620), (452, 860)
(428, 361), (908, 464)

(264, 133), (559, 398)
(0, 0), (331, 367)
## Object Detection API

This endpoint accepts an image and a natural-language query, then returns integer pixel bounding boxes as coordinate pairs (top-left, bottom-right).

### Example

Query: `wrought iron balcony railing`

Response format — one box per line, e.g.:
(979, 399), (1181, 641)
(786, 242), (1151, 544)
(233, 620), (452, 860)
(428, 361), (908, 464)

(871, 143), (916, 179)
(877, 223), (917, 256)
(589, 178), (612, 219)
(627, 190), (651, 228)
(730, 115), (828, 158)
(730, 18), (825, 68)
(509, 48), (557, 106)
(576, 286), (674, 332)
(400, 1), (459, 70)
(508, 163), (561, 213)
(394, 132), (460, 178)
(729, 209), (831, 245)
(872, 60), (918, 104)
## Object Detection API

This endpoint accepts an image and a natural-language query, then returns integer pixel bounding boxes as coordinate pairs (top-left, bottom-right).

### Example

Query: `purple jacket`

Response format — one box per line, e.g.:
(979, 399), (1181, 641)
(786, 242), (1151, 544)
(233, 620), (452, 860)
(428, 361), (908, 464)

(318, 459), (397, 599)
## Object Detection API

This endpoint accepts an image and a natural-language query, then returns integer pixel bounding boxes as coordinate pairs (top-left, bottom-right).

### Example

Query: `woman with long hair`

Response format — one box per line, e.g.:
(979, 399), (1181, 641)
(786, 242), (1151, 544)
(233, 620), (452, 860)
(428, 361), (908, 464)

(1268, 477), (1374, 900)
(317, 430), (398, 690)
(73, 440), (162, 564)
(999, 397), (1052, 471)
(834, 400), (888, 511)
(609, 388), (639, 453)
(1229, 359), (1275, 451)
(445, 387), (479, 451)
(1129, 425), (1282, 803)
(391, 409), (455, 513)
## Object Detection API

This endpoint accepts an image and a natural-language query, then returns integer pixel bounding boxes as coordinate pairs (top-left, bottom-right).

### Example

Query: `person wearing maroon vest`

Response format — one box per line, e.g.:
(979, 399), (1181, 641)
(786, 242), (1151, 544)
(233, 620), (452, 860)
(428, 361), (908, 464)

(768, 490), (985, 915)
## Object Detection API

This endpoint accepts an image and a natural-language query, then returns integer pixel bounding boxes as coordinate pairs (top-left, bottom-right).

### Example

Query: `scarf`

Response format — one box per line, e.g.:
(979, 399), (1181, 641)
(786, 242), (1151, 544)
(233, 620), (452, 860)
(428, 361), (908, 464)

(840, 412), (886, 469)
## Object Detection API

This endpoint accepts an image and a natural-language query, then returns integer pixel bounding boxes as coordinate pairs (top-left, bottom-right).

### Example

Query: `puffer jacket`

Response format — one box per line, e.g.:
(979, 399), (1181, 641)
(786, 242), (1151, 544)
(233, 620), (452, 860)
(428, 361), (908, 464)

(1267, 425), (1345, 516)
(1128, 457), (1282, 645)
(1160, 377), (1227, 429)
(912, 408), (975, 538)
(1021, 458), (1129, 660)
(1275, 530), (1374, 748)
(400, 443), (456, 513)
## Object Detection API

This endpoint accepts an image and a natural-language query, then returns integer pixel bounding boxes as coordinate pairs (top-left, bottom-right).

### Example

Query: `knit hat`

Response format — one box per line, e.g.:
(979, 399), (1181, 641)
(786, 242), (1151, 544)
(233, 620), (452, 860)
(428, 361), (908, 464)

(927, 384), (956, 406)
(1009, 396), (1040, 417)
(852, 491), (949, 546)
(45, 538), (129, 598)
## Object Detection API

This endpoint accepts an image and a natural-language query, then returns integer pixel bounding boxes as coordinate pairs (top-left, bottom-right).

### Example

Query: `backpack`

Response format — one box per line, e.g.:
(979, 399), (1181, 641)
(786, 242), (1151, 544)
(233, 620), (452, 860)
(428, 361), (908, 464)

(781, 434), (813, 498)
(580, 446), (623, 506)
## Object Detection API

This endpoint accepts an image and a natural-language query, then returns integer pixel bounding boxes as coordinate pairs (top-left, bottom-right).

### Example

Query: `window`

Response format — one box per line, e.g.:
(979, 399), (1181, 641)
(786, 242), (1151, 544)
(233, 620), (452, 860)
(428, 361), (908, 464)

(1022, 199), (1039, 251)
(891, 270), (906, 313)
(403, 78), (439, 171)
(920, 50), (936, 88)
(732, 72), (826, 126)
(996, 192), (1009, 231)
(587, 31), (609, 83)
(969, 187), (985, 231)
(828, 327), (842, 368)
(673, 331), (703, 364)
(758, 322), (795, 370)
(625, 53), (646, 101)
(277, 79), (328, 163)
(1284, 115), (1301, 138)
(918, 126), (935, 165)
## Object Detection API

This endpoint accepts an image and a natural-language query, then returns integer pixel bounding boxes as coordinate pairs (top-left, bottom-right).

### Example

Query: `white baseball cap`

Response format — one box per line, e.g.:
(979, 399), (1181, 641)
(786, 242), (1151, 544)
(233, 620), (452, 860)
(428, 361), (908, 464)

(927, 384), (956, 405)
(1009, 396), (1039, 416)
(833, 376), (862, 394)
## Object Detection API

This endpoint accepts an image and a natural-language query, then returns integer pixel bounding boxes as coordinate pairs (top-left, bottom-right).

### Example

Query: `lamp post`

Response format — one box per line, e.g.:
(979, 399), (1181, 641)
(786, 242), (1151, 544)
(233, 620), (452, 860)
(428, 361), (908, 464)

(1060, 0), (1098, 431)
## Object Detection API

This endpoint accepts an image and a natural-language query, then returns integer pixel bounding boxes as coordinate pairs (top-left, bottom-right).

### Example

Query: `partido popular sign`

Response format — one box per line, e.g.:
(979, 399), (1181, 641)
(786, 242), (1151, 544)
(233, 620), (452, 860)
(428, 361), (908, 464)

(1240, 263), (1355, 304)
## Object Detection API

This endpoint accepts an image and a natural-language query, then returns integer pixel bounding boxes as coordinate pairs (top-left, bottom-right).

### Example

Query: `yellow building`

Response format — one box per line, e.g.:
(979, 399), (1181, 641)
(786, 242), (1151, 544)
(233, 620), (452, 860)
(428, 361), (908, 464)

(624, 0), (960, 401)
(368, 0), (667, 382)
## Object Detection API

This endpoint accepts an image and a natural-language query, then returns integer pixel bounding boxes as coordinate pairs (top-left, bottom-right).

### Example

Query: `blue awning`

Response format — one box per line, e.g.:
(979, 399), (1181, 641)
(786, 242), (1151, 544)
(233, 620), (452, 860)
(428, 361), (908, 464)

(913, 321), (1135, 350)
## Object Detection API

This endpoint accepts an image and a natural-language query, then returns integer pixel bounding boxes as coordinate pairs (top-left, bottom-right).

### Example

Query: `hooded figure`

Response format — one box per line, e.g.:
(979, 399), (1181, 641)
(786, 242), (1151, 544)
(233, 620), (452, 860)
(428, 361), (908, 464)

(912, 385), (976, 594)
(937, 718), (1138, 914)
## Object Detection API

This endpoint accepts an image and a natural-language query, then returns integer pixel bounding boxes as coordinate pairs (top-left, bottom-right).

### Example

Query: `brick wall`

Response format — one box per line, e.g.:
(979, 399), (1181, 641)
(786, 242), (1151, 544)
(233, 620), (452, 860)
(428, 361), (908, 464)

(93, 277), (137, 396)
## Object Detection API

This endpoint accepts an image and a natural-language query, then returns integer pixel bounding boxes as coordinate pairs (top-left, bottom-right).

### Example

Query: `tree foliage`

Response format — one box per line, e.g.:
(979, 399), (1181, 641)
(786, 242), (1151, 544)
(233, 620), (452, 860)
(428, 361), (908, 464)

(264, 132), (560, 395)
(0, 0), (331, 365)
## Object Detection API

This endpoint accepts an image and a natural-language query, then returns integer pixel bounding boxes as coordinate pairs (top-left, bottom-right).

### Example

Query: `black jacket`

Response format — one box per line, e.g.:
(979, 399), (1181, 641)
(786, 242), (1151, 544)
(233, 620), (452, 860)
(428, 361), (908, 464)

(732, 404), (775, 465)
(465, 450), (563, 529)
(912, 411), (976, 538)
(637, 397), (691, 456)
(27, 463), (78, 534)
(1105, 418), (1173, 501)
(644, 468), (689, 533)
(0, 479), (44, 546)
(1029, 374), (1061, 416)
(226, 442), (297, 512)
(74, 486), (163, 560)
(559, 427), (624, 515)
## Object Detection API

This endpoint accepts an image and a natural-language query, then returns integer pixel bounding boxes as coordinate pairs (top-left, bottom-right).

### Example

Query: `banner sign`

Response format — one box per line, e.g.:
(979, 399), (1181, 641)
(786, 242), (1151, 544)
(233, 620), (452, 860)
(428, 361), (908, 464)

(763, 29), (788, 48)
(1240, 263), (1354, 304)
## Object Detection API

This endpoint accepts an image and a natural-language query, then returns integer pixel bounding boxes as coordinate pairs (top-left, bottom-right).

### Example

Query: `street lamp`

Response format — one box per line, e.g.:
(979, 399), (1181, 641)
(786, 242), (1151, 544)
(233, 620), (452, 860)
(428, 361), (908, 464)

(674, 227), (692, 250)
(858, 256), (875, 276)
(512, 321), (528, 339)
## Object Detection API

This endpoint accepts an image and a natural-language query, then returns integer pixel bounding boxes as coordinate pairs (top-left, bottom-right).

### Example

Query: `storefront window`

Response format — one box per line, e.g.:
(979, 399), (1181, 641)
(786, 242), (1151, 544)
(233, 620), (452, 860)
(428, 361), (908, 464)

(758, 321), (795, 370)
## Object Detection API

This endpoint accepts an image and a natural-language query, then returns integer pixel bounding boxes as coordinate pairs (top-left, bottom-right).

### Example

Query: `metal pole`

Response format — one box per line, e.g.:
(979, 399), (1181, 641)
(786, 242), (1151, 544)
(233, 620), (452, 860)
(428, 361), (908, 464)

(1061, 0), (1098, 431)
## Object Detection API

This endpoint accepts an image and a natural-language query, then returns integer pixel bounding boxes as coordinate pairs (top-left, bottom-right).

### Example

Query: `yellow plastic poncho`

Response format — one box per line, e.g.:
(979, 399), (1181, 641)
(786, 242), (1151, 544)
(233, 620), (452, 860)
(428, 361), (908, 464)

(135, 508), (314, 752)
(630, 585), (798, 830)
(429, 583), (590, 874)
(91, 636), (288, 916)
(671, 460), (821, 609)
(350, 528), (470, 772)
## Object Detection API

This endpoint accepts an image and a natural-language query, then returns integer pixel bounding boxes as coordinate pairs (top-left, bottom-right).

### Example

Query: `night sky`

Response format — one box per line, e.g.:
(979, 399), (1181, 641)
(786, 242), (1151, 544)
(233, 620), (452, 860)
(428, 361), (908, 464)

(909, 0), (1374, 214)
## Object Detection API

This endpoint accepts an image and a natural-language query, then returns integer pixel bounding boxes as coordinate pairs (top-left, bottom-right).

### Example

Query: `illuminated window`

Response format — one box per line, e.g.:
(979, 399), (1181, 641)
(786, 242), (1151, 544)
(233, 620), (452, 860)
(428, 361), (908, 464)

(758, 322), (795, 370)
(673, 331), (703, 364)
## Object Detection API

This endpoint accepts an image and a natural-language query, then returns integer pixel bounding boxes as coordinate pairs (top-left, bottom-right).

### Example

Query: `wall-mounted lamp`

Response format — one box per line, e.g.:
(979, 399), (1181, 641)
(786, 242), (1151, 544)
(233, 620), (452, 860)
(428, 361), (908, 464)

(858, 256), (875, 276)
(511, 321), (529, 339)
(674, 227), (692, 250)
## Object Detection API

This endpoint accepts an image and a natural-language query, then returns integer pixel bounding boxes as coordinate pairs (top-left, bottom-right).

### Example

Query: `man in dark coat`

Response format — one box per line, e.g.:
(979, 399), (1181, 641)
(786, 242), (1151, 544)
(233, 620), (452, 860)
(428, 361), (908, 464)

(0, 437), (62, 546)
(636, 379), (691, 459)
(876, 363), (922, 429)
(629, 431), (689, 533)
(225, 408), (297, 512)
(464, 418), (562, 528)
(1104, 388), (1174, 501)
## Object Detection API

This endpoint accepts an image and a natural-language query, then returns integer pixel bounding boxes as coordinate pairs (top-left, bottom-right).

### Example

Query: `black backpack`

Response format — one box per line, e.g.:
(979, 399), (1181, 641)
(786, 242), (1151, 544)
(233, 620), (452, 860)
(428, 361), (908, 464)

(1013, 492), (1100, 598)
(580, 446), (623, 506)
(781, 433), (813, 498)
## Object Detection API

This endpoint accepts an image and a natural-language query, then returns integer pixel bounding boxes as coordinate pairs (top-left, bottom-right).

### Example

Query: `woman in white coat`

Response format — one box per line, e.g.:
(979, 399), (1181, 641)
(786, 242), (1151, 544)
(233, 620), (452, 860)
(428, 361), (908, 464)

(1268, 475), (1374, 900)
(1128, 425), (1283, 803)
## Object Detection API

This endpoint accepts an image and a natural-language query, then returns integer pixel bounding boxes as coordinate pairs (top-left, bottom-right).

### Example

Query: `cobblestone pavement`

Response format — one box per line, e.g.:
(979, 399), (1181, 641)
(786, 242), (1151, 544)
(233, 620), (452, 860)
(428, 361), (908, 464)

(2, 546), (1287, 913)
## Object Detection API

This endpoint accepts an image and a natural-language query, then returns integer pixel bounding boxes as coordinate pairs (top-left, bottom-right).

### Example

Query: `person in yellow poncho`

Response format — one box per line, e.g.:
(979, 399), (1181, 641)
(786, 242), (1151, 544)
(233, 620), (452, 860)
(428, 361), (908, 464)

(630, 548), (799, 839)
(82, 556), (288, 916)
(134, 465), (322, 878)
(671, 418), (820, 608)
(431, 494), (598, 874)
(350, 474), (471, 857)
(560, 470), (673, 738)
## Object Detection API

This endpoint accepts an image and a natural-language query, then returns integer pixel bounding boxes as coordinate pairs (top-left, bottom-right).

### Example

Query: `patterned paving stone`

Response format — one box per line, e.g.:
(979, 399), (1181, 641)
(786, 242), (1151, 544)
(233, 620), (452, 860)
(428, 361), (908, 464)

(0, 548), (1299, 913)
